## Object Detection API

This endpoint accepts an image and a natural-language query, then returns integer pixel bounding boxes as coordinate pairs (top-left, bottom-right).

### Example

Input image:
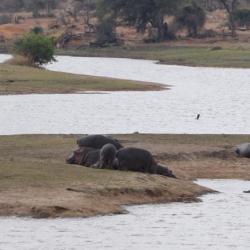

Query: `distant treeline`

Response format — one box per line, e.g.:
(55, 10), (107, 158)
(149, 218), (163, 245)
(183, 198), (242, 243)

(0, 0), (59, 12)
(1, 0), (250, 44)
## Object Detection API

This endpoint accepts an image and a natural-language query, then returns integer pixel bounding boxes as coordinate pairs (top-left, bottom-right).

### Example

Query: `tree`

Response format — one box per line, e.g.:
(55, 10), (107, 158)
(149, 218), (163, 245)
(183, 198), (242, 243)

(14, 33), (55, 66)
(176, 2), (206, 37)
(99, 0), (183, 41)
(74, 0), (96, 28)
(95, 16), (117, 46)
(217, 0), (239, 37)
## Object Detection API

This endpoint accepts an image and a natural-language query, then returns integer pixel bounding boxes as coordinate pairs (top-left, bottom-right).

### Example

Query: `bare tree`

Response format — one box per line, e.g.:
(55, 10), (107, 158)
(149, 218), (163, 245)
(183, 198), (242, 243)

(73, 0), (95, 31)
(218, 0), (238, 37)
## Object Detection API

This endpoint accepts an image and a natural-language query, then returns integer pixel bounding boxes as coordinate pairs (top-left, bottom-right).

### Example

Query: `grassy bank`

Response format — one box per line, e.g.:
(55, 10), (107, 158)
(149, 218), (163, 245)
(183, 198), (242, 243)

(57, 43), (250, 68)
(0, 63), (163, 95)
(1, 134), (250, 218)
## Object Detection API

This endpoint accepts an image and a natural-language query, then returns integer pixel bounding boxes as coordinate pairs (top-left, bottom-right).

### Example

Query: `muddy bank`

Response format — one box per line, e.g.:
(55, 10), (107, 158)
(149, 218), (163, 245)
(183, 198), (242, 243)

(0, 179), (211, 219)
(1, 134), (250, 218)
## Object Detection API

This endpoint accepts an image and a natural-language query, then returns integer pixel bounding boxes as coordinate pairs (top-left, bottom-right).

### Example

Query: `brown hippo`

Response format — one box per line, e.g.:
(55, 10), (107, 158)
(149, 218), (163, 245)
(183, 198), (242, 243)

(114, 147), (176, 178)
(66, 147), (100, 167)
(77, 135), (123, 150)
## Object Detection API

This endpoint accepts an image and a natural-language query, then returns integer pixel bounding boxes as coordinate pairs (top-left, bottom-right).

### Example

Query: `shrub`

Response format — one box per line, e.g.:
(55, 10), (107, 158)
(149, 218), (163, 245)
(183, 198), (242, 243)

(14, 33), (55, 66)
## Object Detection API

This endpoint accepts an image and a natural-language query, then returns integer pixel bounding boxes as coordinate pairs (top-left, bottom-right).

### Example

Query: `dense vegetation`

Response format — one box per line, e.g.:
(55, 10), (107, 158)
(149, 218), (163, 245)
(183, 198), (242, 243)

(1, 0), (250, 45)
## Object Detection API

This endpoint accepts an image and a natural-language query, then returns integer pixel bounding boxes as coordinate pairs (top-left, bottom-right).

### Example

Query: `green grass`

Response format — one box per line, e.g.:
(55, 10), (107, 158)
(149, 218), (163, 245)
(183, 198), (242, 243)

(57, 44), (250, 68)
(0, 63), (162, 95)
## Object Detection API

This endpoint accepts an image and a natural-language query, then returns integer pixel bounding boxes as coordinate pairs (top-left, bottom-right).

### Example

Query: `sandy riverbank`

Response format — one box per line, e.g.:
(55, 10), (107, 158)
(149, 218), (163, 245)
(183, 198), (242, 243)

(0, 62), (164, 95)
(0, 134), (249, 218)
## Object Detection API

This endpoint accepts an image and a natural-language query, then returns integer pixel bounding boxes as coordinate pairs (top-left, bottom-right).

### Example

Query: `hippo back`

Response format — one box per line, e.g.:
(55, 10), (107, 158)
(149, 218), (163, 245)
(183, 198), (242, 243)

(116, 147), (154, 172)
(77, 135), (122, 150)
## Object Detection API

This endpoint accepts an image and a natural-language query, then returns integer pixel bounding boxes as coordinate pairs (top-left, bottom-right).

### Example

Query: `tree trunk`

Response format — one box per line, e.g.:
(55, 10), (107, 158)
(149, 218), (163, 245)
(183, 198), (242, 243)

(156, 14), (165, 41)
(219, 0), (238, 37)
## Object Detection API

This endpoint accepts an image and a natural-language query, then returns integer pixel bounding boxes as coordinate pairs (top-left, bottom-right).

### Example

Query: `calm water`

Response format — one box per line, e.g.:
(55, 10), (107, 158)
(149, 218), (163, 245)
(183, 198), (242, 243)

(0, 55), (250, 134)
(1, 56), (250, 249)
(1, 179), (250, 250)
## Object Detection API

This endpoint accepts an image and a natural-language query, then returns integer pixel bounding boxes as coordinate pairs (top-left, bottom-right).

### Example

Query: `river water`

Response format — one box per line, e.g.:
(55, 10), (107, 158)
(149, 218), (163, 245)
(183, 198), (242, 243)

(1, 56), (250, 249)
(1, 54), (250, 134)
(1, 179), (250, 250)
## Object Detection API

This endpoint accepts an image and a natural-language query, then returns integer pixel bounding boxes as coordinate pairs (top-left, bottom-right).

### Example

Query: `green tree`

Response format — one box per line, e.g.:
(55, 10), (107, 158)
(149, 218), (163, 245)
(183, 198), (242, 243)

(176, 2), (206, 37)
(14, 33), (55, 66)
(99, 0), (183, 41)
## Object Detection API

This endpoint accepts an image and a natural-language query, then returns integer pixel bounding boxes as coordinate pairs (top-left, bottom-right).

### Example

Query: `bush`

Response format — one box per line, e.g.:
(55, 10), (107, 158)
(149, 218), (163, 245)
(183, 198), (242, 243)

(14, 33), (55, 66)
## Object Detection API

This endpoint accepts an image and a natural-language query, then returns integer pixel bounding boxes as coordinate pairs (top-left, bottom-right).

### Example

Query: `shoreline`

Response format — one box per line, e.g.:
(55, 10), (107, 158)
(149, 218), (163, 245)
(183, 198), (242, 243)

(54, 42), (250, 69)
(0, 62), (165, 95)
(0, 134), (249, 218)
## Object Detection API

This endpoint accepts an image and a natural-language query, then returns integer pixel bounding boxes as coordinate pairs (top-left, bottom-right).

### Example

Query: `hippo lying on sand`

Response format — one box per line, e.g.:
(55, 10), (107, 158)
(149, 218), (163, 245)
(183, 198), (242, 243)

(66, 144), (176, 178)
(77, 135), (123, 150)
(114, 147), (176, 178)
(66, 147), (100, 167)
(235, 143), (250, 158)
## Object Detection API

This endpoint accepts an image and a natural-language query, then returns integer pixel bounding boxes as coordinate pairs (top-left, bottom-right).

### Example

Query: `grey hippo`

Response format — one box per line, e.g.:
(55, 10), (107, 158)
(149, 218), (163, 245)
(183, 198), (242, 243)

(77, 135), (123, 150)
(114, 147), (176, 178)
(99, 143), (117, 168)
(235, 143), (250, 158)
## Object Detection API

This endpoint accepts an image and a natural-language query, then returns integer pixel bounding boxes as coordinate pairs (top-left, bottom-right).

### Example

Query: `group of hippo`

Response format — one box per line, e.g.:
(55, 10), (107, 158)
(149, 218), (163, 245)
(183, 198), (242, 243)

(66, 135), (176, 178)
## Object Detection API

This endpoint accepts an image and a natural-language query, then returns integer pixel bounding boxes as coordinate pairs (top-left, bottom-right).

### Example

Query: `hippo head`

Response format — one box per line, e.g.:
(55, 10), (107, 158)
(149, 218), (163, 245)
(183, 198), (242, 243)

(66, 148), (84, 164)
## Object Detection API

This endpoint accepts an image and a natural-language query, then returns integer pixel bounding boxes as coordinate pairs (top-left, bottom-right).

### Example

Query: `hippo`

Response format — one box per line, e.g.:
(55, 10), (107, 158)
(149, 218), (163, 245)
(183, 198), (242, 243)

(114, 147), (176, 178)
(99, 143), (117, 168)
(235, 143), (250, 158)
(82, 149), (100, 167)
(77, 135), (123, 150)
(66, 147), (100, 167)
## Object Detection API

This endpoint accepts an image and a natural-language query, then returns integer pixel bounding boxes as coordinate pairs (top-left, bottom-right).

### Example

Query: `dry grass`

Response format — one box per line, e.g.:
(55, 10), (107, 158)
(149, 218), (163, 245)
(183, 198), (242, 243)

(0, 63), (164, 95)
